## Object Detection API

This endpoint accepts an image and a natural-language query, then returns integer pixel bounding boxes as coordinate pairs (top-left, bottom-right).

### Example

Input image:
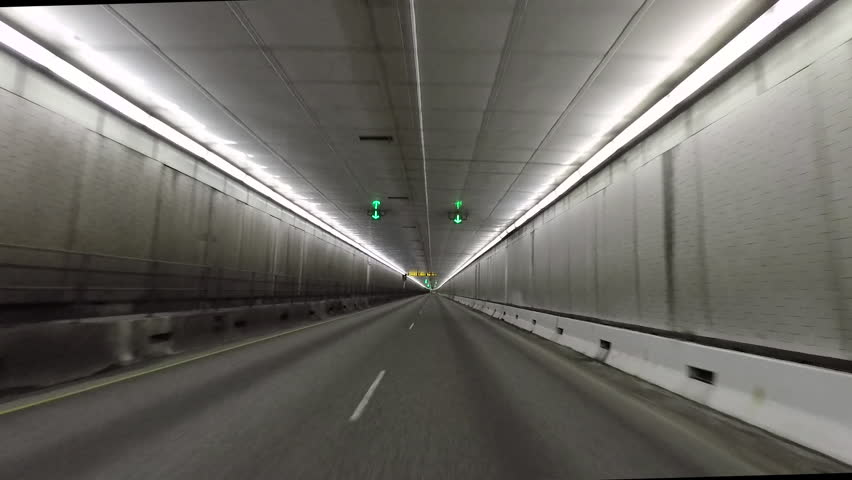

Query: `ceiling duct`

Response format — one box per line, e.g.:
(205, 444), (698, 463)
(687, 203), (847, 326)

(358, 135), (394, 142)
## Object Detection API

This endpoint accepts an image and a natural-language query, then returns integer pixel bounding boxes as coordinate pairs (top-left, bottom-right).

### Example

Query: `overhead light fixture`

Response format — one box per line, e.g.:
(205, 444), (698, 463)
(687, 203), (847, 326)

(437, 0), (816, 289)
(246, 161), (267, 170)
(409, 0), (433, 271)
(0, 16), (421, 286)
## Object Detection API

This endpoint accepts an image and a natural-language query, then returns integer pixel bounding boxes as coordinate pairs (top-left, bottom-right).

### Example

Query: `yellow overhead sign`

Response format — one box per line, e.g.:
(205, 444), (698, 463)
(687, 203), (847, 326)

(408, 271), (438, 277)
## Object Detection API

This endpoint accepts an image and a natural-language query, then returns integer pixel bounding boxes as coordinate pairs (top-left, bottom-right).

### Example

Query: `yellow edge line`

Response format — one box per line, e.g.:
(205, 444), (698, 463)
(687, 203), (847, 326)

(0, 315), (344, 416)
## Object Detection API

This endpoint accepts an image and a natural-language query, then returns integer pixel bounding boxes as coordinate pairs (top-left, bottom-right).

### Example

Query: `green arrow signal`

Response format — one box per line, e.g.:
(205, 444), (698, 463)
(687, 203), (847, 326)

(371, 210), (381, 220)
(372, 200), (381, 209)
(453, 213), (463, 224)
(454, 200), (463, 210)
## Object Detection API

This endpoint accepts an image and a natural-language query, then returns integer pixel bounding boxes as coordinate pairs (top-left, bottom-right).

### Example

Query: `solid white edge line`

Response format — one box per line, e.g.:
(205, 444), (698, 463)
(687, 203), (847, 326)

(349, 370), (386, 421)
(435, 0), (816, 290)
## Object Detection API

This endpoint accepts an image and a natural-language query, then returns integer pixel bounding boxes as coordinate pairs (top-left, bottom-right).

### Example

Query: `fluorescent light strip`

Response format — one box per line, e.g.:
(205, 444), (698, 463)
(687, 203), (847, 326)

(409, 0), (432, 273)
(437, 0), (815, 289)
(0, 19), (419, 282)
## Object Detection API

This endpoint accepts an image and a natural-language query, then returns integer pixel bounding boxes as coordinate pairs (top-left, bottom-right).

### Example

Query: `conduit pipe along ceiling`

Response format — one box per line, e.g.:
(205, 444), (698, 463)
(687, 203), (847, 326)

(0, 11), (422, 284)
(435, 0), (817, 289)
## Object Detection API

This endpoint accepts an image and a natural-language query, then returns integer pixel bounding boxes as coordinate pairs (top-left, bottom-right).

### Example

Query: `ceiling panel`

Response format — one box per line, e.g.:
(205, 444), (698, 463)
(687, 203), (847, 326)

(427, 173), (467, 190)
(492, 85), (580, 113)
(421, 110), (485, 130)
(520, 162), (570, 177)
(240, 0), (374, 48)
(467, 162), (526, 174)
(465, 173), (517, 191)
(210, 84), (307, 116)
(500, 54), (599, 87)
(424, 159), (469, 171)
(510, 174), (556, 193)
(513, 3), (640, 54)
(419, 52), (502, 84)
(473, 148), (535, 163)
(618, 0), (750, 58)
(315, 108), (397, 128)
(388, 85), (416, 108)
(485, 111), (561, 131)
(524, 0), (643, 16)
(416, 8), (513, 51)
(571, 82), (669, 118)
(478, 129), (549, 149)
(112, 2), (249, 48)
(422, 130), (480, 148)
(596, 54), (686, 87)
(253, 127), (328, 146)
(539, 134), (593, 153)
(413, 145), (475, 161)
(530, 148), (575, 165)
(297, 83), (388, 110)
(549, 112), (624, 138)
(235, 106), (315, 130)
(421, 85), (492, 110)
(273, 50), (381, 83)
(370, 5), (405, 48)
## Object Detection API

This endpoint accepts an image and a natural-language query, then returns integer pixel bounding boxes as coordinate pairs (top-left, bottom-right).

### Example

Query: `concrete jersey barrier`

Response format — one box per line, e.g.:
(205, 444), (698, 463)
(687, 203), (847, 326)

(446, 294), (852, 466)
(0, 294), (405, 394)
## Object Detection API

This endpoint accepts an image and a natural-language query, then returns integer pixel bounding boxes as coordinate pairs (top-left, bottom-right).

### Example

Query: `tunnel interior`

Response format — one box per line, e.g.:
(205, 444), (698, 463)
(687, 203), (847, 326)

(0, 0), (851, 478)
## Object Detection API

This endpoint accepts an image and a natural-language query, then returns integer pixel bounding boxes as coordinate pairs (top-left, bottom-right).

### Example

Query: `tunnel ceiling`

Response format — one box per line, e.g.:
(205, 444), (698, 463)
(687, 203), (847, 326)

(0, 0), (768, 280)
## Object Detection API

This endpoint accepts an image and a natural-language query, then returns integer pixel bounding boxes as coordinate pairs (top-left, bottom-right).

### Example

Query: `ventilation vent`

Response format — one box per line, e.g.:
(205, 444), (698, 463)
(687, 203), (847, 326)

(387, 196), (409, 200)
(149, 332), (173, 343)
(359, 135), (394, 142)
(402, 225), (417, 229)
(688, 366), (716, 385)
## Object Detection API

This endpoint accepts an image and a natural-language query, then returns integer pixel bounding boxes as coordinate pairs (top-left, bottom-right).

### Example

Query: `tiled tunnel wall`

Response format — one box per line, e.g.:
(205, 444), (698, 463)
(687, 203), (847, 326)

(443, 1), (852, 361)
(0, 46), (414, 322)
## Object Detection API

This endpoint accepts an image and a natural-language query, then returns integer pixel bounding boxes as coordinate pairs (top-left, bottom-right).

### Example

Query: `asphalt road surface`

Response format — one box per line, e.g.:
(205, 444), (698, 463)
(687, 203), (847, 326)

(0, 294), (847, 479)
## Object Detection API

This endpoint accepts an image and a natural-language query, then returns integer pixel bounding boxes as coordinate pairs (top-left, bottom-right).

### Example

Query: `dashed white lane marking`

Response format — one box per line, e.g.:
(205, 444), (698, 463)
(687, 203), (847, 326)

(349, 370), (386, 421)
(409, 322), (415, 330)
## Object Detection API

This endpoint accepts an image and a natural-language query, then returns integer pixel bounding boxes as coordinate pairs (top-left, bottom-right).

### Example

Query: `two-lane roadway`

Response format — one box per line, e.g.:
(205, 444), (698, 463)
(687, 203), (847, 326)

(0, 295), (846, 479)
